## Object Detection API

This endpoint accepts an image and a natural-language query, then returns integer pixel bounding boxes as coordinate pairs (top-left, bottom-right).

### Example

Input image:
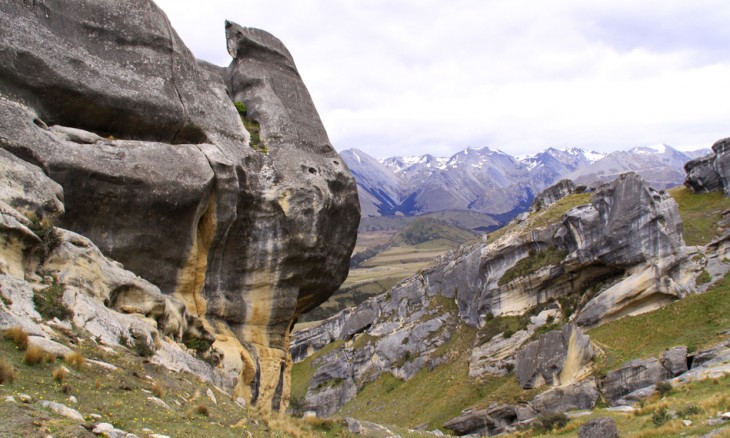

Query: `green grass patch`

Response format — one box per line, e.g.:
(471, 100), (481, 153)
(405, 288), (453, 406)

(234, 101), (268, 153)
(589, 271), (730, 371)
(392, 218), (477, 247)
(475, 314), (530, 346)
(668, 186), (730, 246)
(290, 340), (344, 401)
(696, 269), (712, 286)
(499, 247), (568, 285)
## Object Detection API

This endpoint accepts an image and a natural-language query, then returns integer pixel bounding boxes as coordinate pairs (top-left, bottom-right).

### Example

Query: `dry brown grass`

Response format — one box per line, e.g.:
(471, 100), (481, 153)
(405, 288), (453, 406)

(151, 380), (165, 398)
(64, 351), (84, 369)
(4, 327), (29, 350)
(24, 345), (50, 365)
(95, 379), (103, 390)
(0, 358), (16, 384)
(52, 366), (68, 382)
(633, 419), (685, 438)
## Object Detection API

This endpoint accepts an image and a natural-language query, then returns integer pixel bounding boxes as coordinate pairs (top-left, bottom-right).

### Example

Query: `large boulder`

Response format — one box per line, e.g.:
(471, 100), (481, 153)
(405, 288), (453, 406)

(0, 1), (359, 410)
(529, 380), (600, 414)
(578, 417), (619, 438)
(515, 324), (593, 389)
(684, 137), (730, 195)
(602, 358), (671, 404)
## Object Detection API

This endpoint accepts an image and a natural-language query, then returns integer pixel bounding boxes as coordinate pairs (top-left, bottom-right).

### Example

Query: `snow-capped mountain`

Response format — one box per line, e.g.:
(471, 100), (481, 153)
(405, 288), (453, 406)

(564, 144), (693, 189)
(342, 144), (702, 220)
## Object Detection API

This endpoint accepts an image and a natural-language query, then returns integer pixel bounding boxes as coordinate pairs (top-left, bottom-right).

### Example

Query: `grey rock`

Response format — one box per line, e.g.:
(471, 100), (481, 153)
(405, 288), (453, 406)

(577, 417), (619, 438)
(531, 179), (577, 211)
(19, 394), (32, 403)
(529, 380), (599, 414)
(0, 0), (359, 409)
(146, 397), (171, 411)
(27, 336), (73, 358)
(684, 137), (730, 195)
(603, 358), (671, 404)
(40, 400), (84, 422)
(515, 324), (593, 389)
(684, 153), (721, 194)
(443, 404), (521, 436)
(661, 346), (688, 376)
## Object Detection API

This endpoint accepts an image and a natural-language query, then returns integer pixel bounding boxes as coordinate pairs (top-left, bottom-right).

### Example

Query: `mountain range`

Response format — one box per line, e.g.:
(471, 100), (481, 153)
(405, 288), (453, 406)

(342, 144), (710, 221)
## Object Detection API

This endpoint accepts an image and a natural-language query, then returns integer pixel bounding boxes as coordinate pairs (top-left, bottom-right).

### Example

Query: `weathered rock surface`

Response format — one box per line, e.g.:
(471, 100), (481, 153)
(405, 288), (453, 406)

(602, 358), (671, 404)
(662, 346), (689, 376)
(444, 404), (533, 436)
(529, 380), (599, 414)
(515, 324), (593, 389)
(530, 179), (578, 211)
(577, 417), (619, 438)
(684, 137), (730, 195)
(0, 1), (359, 410)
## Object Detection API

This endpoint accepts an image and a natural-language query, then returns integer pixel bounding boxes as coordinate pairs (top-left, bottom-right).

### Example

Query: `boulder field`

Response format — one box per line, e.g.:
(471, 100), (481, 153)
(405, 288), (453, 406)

(0, 0), (359, 411)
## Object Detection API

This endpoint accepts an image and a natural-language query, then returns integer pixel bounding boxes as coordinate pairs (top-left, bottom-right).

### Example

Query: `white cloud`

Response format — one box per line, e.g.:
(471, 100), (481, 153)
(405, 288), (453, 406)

(155, 0), (730, 158)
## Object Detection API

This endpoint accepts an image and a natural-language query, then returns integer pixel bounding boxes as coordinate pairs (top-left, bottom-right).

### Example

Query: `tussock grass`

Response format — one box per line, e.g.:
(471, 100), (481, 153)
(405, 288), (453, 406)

(151, 380), (165, 398)
(23, 345), (52, 365)
(0, 359), (15, 384)
(52, 366), (68, 382)
(195, 404), (210, 417)
(64, 351), (84, 369)
(4, 327), (29, 350)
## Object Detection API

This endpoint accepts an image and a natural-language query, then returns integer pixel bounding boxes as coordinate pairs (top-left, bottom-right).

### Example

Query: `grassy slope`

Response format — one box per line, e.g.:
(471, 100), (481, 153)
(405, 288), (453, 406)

(0, 333), (349, 438)
(668, 186), (730, 246)
(337, 325), (540, 432)
(589, 271), (730, 371)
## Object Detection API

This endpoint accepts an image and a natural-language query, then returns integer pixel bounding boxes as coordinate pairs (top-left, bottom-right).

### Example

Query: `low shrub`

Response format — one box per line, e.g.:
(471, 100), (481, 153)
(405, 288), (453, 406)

(151, 380), (165, 398)
(677, 404), (702, 418)
(33, 279), (73, 320)
(196, 404), (210, 417)
(656, 381), (672, 397)
(652, 407), (672, 426)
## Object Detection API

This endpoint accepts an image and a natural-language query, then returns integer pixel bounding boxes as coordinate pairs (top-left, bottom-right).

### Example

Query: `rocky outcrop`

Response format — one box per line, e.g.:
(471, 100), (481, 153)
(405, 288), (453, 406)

(444, 404), (533, 437)
(684, 137), (730, 195)
(515, 324), (593, 389)
(529, 380), (599, 414)
(0, 1), (358, 410)
(530, 179), (579, 211)
(293, 173), (691, 417)
(602, 358), (671, 404)
(578, 418), (619, 438)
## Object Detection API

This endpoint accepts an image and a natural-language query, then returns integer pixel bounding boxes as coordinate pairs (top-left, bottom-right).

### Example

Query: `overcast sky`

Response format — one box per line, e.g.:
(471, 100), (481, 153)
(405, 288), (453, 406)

(155, 0), (730, 158)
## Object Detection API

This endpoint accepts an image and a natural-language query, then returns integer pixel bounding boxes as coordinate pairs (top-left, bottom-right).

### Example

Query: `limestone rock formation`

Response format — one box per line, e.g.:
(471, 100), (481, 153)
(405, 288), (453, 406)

(684, 137), (730, 195)
(530, 179), (580, 211)
(294, 173), (692, 419)
(602, 358), (671, 405)
(0, 0), (358, 410)
(515, 324), (593, 389)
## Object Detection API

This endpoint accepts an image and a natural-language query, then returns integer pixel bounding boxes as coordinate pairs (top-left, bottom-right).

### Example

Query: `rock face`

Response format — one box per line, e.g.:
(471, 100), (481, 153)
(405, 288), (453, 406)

(684, 137), (730, 195)
(530, 179), (579, 211)
(516, 324), (593, 389)
(0, 1), (358, 411)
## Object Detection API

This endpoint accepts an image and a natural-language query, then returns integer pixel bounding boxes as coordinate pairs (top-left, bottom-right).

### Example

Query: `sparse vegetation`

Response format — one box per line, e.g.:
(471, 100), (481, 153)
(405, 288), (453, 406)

(26, 213), (61, 255)
(534, 412), (569, 432)
(234, 100), (268, 153)
(651, 407), (672, 426)
(132, 336), (154, 358)
(151, 380), (165, 398)
(476, 314), (530, 346)
(499, 247), (568, 285)
(696, 269), (712, 286)
(33, 278), (73, 321)
(195, 404), (210, 417)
